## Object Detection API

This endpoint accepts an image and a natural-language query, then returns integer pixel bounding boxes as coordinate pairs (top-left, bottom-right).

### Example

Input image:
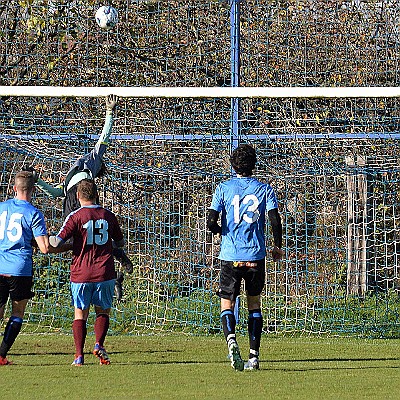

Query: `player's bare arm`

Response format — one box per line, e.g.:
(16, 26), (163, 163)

(34, 235), (49, 254)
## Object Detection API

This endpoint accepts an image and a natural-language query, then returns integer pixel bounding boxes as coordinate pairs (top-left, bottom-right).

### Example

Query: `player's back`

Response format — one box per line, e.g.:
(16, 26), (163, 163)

(0, 198), (45, 275)
(60, 205), (123, 283)
(211, 177), (278, 261)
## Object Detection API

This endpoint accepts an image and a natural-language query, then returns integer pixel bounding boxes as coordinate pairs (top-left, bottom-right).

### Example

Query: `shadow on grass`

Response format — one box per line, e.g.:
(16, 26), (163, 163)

(11, 348), (184, 356)
(5, 358), (400, 370)
(269, 356), (400, 363)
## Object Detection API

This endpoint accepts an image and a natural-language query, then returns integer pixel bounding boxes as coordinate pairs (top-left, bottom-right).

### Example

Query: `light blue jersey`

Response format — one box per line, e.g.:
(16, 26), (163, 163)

(210, 177), (278, 261)
(0, 198), (47, 276)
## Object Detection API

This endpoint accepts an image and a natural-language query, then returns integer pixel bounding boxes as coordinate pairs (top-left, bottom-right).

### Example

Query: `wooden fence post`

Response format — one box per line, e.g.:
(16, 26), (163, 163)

(345, 155), (372, 296)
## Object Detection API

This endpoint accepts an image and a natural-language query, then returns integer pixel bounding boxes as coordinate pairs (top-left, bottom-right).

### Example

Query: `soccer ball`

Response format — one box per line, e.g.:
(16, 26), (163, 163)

(95, 6), (118, 29)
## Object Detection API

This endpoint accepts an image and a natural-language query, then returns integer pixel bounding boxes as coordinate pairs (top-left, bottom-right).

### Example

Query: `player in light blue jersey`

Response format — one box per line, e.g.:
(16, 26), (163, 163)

(0, 171), (50, 365)
(207, 144), (284, 371)
(24, 95), (133, 301)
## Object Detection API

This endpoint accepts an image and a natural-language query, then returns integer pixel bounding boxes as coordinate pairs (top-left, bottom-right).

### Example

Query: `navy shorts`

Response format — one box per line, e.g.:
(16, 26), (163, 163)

(218, 259), (265, 301)
(0, 275), (34, 307)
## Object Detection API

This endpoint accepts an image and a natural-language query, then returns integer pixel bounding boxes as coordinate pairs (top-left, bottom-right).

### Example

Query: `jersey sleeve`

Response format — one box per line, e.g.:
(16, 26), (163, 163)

(210, 184), (223, 212)
(36, 178), (64, 198)
(110, 213), (124, 243)
(96, 113), (114, 147)
(265, 184), (279, 211)
(76, 149), (104, 179)
(85, 113), (114, 177)
(56, 213), (76, 242)
(31, 209), (48, 238)
(68, 114), (113, 180)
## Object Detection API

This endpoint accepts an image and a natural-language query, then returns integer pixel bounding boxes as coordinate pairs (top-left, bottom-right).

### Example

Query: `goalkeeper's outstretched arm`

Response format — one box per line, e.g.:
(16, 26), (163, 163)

(65, 94), (119, 181)
(36, 178), (64, 198)
(94, 94), (118, 156)
(22, 166), (64, 198)
(24, 95), (118, 199)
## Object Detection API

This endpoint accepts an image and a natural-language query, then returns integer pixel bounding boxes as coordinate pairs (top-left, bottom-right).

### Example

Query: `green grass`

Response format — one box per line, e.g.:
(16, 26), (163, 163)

(0, 334), (399, 400)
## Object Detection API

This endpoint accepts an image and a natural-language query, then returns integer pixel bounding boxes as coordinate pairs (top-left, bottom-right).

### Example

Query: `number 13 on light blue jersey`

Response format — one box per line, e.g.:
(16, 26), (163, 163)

(231, 194), (260, 224)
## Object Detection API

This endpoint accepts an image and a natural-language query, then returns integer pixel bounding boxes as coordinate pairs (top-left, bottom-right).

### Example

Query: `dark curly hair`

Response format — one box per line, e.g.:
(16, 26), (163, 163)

(229, 144), (256, 176)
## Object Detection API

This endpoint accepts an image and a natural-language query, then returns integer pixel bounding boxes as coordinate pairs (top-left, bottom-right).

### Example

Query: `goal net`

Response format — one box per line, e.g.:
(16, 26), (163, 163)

(1, 86), (399, 337)
(1, 0), (400, 338)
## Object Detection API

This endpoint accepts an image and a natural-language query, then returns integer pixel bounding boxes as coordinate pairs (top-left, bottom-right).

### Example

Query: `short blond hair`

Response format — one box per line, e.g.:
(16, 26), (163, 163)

(15, 171), (35, 192)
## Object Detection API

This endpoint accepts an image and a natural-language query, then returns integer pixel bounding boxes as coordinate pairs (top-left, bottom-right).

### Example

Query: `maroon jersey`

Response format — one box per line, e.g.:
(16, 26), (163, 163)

(56, 205), (124, 283)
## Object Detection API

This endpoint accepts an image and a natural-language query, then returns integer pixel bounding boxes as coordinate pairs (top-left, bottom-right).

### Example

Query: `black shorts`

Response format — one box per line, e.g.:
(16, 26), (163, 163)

(218, 259), (265, 301)
(64, 184), (100, 217)
(63, 185), (81, 217)
(0, 275), (34, 307)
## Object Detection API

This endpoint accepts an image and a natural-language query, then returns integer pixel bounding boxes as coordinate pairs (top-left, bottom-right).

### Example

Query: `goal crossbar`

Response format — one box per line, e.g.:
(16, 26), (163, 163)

(2, 86), (400, 98)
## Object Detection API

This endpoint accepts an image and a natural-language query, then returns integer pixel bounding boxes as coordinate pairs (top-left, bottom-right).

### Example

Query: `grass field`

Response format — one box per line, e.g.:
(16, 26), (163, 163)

(0, 334), (399, 400)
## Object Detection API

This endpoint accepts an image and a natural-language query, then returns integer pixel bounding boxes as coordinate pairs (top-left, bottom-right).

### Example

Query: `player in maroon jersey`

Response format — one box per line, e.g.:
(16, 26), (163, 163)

(49, 179), (125, 366)
(23, 94), (133, 302)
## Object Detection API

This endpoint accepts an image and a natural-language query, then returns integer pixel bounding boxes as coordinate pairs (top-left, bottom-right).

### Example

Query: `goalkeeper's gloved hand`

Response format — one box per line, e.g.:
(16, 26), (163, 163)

(106, 94), (118, 112)
(22, 165), (39, 183)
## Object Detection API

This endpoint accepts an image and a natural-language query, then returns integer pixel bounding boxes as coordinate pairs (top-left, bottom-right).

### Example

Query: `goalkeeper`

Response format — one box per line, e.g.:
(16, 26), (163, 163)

(24, 94), (132, 300)
(207, 144), (284, 371)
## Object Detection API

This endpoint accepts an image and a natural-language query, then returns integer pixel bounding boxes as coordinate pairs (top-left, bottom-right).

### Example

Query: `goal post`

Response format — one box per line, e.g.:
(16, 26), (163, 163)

(0, 87), (399, 337)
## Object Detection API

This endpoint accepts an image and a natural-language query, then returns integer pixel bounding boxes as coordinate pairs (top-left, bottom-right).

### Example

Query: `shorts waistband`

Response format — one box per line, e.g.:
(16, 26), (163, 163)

(232, 261), (258, 268)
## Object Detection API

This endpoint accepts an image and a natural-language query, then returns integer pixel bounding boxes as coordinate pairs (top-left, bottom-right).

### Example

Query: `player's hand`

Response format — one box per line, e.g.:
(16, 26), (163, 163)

(22, 165), (38, 183)
(106, 94), (118, 112)
(271, 246), (284, 262)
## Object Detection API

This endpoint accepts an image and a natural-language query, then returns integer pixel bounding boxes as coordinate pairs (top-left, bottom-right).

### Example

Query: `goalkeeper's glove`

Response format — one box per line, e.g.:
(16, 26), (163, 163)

(22, 165), (38, 183)
(106, 94), (118, 113)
